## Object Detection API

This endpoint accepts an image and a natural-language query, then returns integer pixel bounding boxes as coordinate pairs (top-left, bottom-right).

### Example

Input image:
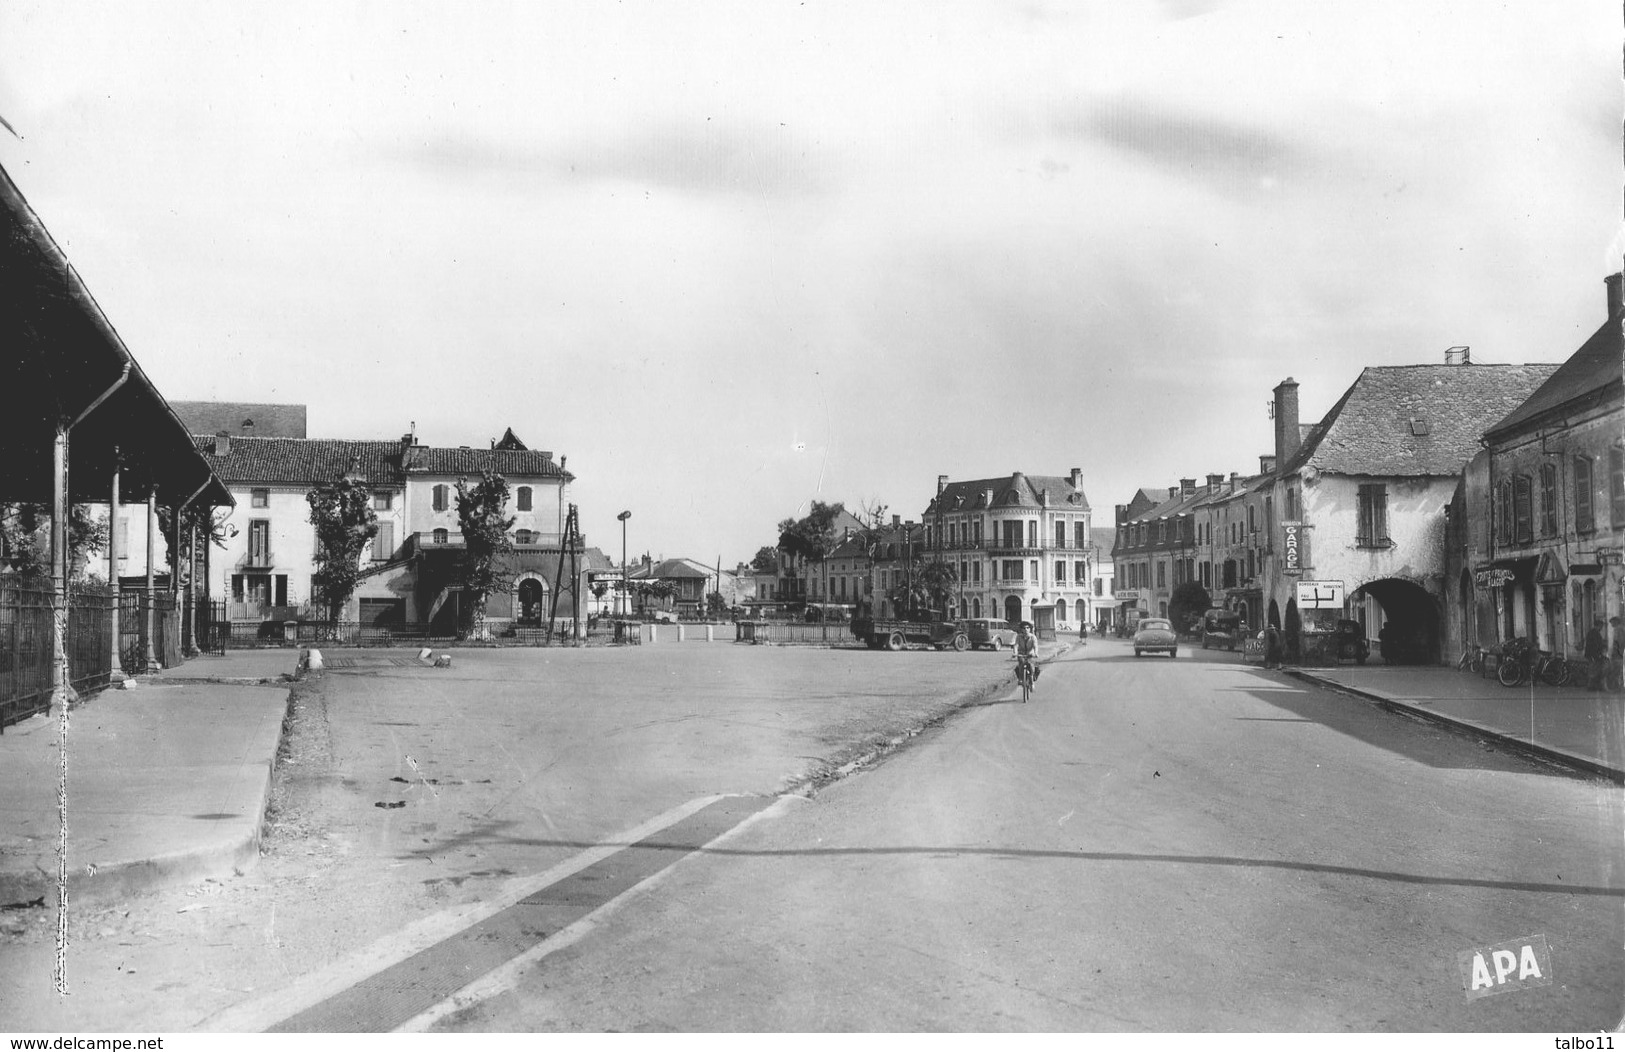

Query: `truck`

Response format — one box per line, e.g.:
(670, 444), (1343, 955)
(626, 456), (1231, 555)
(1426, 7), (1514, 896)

(850, 613), (970, 652)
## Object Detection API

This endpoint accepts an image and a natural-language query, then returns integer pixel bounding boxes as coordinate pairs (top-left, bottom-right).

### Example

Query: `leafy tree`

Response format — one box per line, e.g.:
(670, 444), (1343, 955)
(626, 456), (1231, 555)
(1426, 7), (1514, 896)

(0, 502), (109, 584)
(1167, 581), (1212, 636)
(888, 557), (959, 620)
(635, 579), (675, 613)
(776, 500), (846, 567)
(455, 470), (515, 638)
(306, 477), (378, 624)
(750, 546), (779, 574)
(705, 590), (727, 617)
(159, 504), (230, 597)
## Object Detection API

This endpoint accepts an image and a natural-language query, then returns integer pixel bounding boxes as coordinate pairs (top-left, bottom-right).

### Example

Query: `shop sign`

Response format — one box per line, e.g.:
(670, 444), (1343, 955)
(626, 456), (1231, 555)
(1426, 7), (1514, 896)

(1281, 521), (1302, 576)
(1474, 569), (1515, 588)
(1113, 589), (1145, 603)
(1294, 580), (1344, 609)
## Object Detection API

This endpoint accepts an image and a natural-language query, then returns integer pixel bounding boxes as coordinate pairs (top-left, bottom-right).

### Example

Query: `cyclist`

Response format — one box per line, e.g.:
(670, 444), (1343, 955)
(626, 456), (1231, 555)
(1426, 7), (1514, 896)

(1016, 620), (1040, 688)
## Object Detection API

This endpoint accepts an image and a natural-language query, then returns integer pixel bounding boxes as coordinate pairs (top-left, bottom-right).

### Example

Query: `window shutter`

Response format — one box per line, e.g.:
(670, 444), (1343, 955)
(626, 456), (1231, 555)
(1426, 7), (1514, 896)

(1513, 475), (1532, 544)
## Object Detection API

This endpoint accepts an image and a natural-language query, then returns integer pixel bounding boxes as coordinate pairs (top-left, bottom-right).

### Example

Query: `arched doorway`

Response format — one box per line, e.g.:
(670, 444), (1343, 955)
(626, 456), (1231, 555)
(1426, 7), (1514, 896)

(1267, 598), (1281, 629)
(972, 597), (982, 618)
(1004, 595), (1022, 625)
(1056, 599), (1068, 624)
(516, 574), (550, 624)
(1284, 598), (1301, 661)
(1354, 578), (1442, 665)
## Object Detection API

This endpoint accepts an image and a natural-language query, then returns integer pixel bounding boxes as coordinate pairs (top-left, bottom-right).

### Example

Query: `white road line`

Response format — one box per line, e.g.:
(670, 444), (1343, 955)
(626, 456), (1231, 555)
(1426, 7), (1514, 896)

(396, 793), (811, 1032)
(198, 793), (735, 1032)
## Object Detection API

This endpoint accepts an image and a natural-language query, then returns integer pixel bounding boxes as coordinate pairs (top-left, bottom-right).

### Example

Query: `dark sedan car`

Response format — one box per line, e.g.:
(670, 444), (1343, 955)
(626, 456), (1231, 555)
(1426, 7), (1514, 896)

(1133, 617), (1178, 658)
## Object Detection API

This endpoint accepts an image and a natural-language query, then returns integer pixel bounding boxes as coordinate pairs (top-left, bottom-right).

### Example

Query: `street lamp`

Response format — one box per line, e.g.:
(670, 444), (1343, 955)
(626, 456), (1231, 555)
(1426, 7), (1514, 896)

(617, 510), (631, 617)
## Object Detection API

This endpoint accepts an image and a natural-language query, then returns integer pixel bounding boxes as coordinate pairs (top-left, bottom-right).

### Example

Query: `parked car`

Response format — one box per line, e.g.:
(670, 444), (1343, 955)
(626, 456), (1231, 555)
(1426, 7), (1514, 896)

(959, 618), (1017, 650)
(1133, 617), (1178, 658)
(1332, 619), (1371, 664)
(1200, 610), (1245, 651)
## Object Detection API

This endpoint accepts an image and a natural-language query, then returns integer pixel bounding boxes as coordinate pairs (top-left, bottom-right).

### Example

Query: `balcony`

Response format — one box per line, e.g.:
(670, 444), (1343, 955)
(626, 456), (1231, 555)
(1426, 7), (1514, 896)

(238, 548), (274, 571)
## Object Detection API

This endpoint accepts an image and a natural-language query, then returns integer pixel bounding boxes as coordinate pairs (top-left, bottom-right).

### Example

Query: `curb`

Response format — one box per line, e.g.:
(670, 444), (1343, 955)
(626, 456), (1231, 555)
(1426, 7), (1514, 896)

(1283, 668), (1624, 784)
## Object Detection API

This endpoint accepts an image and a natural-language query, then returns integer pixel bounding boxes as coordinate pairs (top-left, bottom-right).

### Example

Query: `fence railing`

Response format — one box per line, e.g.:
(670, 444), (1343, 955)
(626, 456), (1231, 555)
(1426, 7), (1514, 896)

(118, 593), (180, 672)
(1, 583), (116, 732)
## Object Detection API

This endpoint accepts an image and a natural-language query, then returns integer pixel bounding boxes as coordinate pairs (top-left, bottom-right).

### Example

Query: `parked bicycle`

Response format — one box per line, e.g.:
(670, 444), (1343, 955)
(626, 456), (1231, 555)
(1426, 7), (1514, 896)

(1455, 643), (1485, 675)
(1491, 638), (1570, 687)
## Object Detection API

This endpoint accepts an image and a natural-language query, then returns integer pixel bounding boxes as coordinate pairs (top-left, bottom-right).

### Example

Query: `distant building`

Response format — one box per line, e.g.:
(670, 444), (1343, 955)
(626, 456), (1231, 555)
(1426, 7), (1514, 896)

(924, 470), (1094, 633)
(171, 401), (308, 439)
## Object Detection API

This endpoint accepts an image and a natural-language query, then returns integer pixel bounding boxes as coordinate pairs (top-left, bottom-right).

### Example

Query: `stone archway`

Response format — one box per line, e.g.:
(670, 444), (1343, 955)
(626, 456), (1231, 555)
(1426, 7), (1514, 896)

(1004, 595), (1022, 625)
(514, 571), (551, 624)
(1353, 577), (1442, 665)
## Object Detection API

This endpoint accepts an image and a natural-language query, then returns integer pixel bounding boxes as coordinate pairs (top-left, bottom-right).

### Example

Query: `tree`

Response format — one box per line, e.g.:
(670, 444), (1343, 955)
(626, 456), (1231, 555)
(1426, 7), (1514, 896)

(776, 501), (846, 567)
(705, 591), (727, 617)
(307, 477), (378, 624)
(888, 556), (959, 620)
(455, 471), (515, 638)
(635, 579), (675, 613)
(750, 546), (779, 574)
(0, 502), (109, 585)
(158, 504), (229, 599)
(1167, 581), (1212, 636)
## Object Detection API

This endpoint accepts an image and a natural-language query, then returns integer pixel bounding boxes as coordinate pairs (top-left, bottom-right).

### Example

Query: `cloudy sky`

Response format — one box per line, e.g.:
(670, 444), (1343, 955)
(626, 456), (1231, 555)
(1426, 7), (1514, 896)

(0, 1), (1618, 566)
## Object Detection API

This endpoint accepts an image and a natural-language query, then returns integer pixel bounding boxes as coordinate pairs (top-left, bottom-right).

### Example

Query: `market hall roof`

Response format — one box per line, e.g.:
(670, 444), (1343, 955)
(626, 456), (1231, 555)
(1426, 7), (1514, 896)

(1284, 363), (1561, 477)
(0, 162), (232, 508)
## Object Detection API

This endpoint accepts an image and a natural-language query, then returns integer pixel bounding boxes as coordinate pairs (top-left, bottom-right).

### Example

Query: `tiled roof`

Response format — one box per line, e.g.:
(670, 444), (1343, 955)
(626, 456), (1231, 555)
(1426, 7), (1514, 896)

(927, 472), (1089, 515)
(1289, 364), (1561, 477)
(193, 437), (406, 486)
(404, 446), (567, 478)
(193, 435), (570, 486)
(1484, 311), (1623, 439)
(1090, 526), (1116, 552)
(173, 401), (307, 438)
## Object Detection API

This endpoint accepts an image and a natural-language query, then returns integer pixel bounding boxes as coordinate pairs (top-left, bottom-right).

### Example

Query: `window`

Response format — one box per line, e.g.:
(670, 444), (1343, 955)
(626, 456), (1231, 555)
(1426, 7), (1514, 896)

(1611, 447), (1624, 527)
(948, 523), (957, 548)
(371, 522), (394, 561)
(1029, 559), (1039, 582)
(1356, 484), (1389, 548)
(373, 492), (392, 511)
(433, 484), (450, 512)
(1156, 562), (1166, 588)
(972, 561), (982, 583)
(1002, 521), (1022, 548)
(1027, 521), (1038, 548)
(1094, 579), (1103, 597)
(516, 486), (532, 511)
(1075, 522), (1087, 548)
(248, 520), (271, 564)
(1055, 521), (1066, 548)
(515, 529), (534, 544)
(1575, 457), (1595, 533)
(1496, 480), (1513, 545)
(1285, 488), (1298, 520)
(1247, 505), (1257, 532)
(433, 528), (449, 545)
(1513, 474), (1532, 544)
(1540, 464), (1557, 536)
(251, 488), (269, 508)
(973, 519), (982, 546)
(1075, 561), (1086, 583)
(1002, 559), (1022, 581)
(1055, 561), (1066, 583)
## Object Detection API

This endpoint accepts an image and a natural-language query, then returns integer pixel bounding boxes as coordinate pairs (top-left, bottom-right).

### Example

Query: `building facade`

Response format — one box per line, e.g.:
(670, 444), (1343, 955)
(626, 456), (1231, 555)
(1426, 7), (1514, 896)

(924, 470), (1095, 633)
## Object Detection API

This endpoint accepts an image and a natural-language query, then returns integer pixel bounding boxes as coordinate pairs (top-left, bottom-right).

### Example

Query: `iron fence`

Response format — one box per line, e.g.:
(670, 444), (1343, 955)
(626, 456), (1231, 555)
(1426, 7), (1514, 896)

(117, 593), (180, 672)
(1, 583), (115, 732)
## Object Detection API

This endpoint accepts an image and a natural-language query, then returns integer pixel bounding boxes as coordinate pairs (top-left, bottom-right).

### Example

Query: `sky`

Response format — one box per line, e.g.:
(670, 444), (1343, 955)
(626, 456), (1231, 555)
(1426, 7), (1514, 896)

(0, 1), (1618, 568)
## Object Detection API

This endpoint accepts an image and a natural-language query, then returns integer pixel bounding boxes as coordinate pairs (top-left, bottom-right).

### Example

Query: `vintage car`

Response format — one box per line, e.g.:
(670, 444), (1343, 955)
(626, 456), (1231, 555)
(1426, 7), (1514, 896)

(1133, 617), (1178, 658)
(959, 617), (1017, 650)
(1200, 610), (1245, 651)
(1333, 619), (1372, 664)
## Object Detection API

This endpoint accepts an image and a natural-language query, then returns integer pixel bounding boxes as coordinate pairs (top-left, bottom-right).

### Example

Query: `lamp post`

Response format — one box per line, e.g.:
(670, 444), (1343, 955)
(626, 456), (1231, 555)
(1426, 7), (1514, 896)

(617, 510), (631, 617)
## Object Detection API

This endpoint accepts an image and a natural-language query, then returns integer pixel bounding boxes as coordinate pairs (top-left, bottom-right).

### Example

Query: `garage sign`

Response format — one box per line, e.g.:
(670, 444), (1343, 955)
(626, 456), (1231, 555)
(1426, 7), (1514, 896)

(1294, 580), (1343, 609)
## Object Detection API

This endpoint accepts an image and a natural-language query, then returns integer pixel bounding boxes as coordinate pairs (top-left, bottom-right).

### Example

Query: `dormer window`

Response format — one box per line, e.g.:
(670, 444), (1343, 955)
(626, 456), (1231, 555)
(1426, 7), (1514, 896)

(1410, 417), (1430, 436)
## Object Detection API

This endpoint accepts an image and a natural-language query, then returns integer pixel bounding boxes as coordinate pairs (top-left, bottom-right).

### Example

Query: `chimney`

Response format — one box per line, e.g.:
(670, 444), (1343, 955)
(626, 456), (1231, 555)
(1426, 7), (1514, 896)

(937, 474), (949, 495)
(1115, 504), (1127, 526)
(213, 431), (230, 456)
(1444, 346), (1471, 366)
(983, 488), (994, 507)
(892, 514), (901, 527)
(1206, 473), (1224, 493)
(1070, 467), (1082, 489)
(1260, 454), (1277, 475)
(1180, 478), (1196, 497)
(1607, 272), (1623, 317)
(1040, 488), (1050, 507)
(1273, 378), (1300, 467)
(1168, 487), (1179, 501)
(1229, 472), (1240, 489)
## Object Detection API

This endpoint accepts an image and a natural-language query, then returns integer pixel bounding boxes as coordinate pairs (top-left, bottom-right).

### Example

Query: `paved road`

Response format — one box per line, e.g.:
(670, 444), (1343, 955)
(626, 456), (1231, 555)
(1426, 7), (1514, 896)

(430, 637), (1625, 1032)
(0, 642), (1023, 1031)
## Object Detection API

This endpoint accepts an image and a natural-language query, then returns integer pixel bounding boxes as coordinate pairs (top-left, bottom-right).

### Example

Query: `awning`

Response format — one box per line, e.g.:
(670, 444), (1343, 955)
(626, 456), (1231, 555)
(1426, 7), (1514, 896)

(0, 162), (232, 509)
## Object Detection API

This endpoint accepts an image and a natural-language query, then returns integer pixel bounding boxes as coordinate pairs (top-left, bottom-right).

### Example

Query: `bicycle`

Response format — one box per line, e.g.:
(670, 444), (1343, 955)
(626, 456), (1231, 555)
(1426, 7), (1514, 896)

(1014, 654), (1034, 703)
(1494, 638), (1534, 687)
(1455, 643), (1484, 675)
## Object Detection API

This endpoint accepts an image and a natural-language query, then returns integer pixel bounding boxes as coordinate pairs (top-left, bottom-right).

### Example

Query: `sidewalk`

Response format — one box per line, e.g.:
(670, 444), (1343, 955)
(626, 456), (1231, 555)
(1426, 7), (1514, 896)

(0, 650), (298, 908)
(1286, 663), (1625, 782)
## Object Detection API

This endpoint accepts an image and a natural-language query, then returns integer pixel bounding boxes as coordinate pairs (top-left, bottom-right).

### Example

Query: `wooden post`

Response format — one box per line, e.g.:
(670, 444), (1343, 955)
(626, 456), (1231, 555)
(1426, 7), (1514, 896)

(50, 425), (70, 707)
(144, 493), (159, 670)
